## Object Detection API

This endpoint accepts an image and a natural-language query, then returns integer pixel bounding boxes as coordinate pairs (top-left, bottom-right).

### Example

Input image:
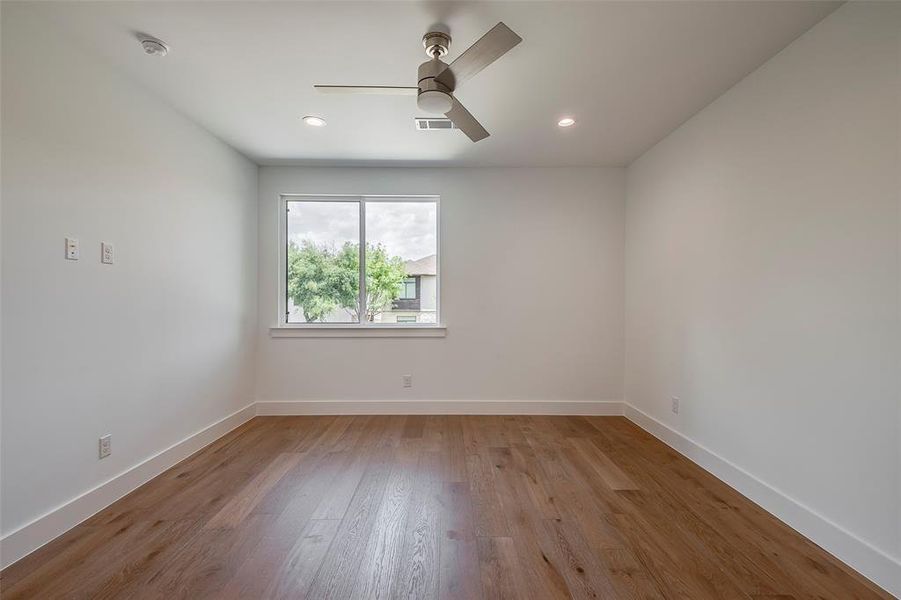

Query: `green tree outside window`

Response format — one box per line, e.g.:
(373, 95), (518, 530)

(287, 240), (406, 322)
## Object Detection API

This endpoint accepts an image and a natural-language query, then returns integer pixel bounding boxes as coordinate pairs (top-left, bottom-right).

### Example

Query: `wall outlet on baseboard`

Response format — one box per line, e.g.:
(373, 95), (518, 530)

(99, 434), (111, 459)
(402, 374), (413, 389)
(671, 397), (680, 414)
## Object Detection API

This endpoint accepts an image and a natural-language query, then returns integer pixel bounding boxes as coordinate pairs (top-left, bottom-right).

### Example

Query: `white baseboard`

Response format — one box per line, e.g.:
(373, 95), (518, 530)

(623, 402), (900, 598)
(256, 399), (625, 416)
(0, 402), (257, 570)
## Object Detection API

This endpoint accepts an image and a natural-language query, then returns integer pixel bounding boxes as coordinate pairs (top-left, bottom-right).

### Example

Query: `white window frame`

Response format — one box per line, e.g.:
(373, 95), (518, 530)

(272, 194), (445, 338)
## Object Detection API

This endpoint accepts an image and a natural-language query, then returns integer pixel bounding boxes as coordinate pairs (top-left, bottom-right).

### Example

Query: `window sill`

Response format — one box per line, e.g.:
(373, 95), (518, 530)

(269, 325), (447, 338)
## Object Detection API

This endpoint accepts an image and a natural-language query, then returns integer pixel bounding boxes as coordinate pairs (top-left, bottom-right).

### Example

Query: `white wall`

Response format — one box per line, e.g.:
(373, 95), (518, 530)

(258, 167), (624, 404)
(0, 2), (258, 556)
(897, 13), (901, 582)
(625, 2), (900, 594)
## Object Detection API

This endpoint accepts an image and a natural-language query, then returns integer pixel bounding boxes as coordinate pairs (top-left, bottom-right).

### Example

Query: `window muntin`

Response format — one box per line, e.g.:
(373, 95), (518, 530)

(284, 196), (438, 326)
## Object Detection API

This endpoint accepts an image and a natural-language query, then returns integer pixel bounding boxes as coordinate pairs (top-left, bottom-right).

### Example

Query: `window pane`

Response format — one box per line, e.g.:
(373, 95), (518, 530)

(398, 277), (416, 299)
(286, 201), (359, 323)
(365, 201), (437, 323)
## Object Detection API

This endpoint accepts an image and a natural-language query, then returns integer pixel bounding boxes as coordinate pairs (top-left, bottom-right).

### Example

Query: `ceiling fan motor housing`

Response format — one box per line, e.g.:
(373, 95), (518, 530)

(417, 58), (453, 114)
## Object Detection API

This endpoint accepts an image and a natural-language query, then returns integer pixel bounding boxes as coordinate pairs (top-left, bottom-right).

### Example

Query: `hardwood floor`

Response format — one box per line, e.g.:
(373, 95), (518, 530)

(0, 415), (890, 599)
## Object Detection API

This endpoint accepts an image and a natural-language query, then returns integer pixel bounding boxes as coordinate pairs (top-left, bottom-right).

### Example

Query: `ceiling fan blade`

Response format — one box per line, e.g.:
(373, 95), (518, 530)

(445, 98), (489, 142)
(314, 85), (418, 95)
(435, 22), (522, 90)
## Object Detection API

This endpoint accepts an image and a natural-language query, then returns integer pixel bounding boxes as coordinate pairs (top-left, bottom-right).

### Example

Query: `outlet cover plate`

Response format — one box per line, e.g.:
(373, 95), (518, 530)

(99, 434), (111, 459)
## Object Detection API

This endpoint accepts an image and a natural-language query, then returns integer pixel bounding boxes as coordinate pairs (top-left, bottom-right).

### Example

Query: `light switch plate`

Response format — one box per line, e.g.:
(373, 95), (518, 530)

(65, 237), (80, 260)
(101, 242), (114, 264)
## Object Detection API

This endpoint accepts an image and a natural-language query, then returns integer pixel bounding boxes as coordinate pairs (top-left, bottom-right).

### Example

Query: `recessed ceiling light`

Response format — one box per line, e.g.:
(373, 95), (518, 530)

(302, 115), (327, 127)
(558, 117), (576, 127)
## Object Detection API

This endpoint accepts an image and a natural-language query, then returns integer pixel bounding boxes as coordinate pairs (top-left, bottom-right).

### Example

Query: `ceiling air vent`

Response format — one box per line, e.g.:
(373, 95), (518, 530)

(415, 117), (458, 130)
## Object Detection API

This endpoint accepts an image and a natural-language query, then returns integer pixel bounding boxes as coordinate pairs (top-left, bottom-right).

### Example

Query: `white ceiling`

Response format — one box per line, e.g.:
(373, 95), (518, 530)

(32, 1), (840, 166)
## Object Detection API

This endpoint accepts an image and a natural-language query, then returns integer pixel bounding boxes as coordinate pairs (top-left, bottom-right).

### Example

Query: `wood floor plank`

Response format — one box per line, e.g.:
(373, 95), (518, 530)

(542, 517), (620, 600)
(351, 441), (420, 600)
(392, 450), (443, 600)
(443, 415), (468, 482)
(422, 414), (449, 451)
(309, 416), (386, 521)
(204, 451), (304, 529)
(521, 423), (663, 599)
(509, 443), (562, 520)
(438, 481), (481, 600)
(286, 415), (338, 452)
(615, 488), (755, 599)
(220, 453), (355, 597)
(567, 436), (639, 491)
(141, 513), (276, 598)
(487, 446), (574, 600)
(2, 415), (891, 600)
(477, 536), (532, 600)
(85, 520), (200, 600)
(306, 445), (395, 600)
(221, 518), (340, 599)
(402, 414), (427, 439)
(465, 452), (511, 537)
(266, 519), (341, 599)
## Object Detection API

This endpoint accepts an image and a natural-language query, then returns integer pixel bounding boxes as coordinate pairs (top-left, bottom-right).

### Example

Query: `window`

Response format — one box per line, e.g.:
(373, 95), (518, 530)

(284, 196), (438, 326)
(398, 277), (417, 299)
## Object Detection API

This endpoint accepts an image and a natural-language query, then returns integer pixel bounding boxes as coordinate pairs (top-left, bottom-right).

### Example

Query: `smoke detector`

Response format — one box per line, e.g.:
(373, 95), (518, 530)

(137, 34), (169, 57)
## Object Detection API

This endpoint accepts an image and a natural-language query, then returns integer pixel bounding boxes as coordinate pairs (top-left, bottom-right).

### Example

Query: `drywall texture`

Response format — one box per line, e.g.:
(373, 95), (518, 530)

(0, 5), (258, 540)
(258, 167), (625, 404)
(625, 1), (900, 592)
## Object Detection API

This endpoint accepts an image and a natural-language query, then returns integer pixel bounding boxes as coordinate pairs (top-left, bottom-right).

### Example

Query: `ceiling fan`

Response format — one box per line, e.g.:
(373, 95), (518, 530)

(314, 22), (522, 142)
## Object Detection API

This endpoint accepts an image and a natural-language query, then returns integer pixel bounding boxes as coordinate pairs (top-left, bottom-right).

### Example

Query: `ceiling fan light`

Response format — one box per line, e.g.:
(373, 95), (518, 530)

(417, 90), (453, 115)
(302, 115), (327, 127)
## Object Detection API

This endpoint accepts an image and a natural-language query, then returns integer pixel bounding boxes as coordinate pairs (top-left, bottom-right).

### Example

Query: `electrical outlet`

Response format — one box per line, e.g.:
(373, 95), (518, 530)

(99, 434), (111, 459)
(101, 242), (114, 264)
(402, 374), (413, 389)
(65, 237), (80, 260)
(671, 397), (680, 414)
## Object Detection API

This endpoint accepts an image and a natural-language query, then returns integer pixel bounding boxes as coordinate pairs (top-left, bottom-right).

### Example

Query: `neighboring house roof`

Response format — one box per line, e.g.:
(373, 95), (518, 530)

(404, 254), (437, 276)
